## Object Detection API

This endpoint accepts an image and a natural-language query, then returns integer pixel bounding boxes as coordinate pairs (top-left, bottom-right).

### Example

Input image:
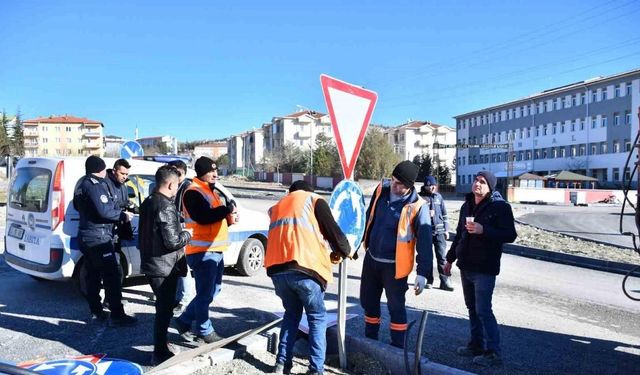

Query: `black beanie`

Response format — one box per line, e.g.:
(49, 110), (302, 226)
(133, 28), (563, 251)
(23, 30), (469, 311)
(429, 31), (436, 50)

(85, 155), (106, 174)
(477, 170), (497, 192)
(195, 156), (217, 178)
(392, 161), (419, 188)
(289, 180), (314, 193)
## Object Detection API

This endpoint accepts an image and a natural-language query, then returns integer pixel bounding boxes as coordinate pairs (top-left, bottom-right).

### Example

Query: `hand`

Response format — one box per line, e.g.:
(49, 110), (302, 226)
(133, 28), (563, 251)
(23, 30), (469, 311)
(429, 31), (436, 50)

(124, 211), (134, 222)
(185, 228), (194, 236)
(444, 232), (450, 240)
(465, 222), (484, 234)
(414, 275), (426, 295)
(330, 251), (343, 265)
(444, 261), (452, 276)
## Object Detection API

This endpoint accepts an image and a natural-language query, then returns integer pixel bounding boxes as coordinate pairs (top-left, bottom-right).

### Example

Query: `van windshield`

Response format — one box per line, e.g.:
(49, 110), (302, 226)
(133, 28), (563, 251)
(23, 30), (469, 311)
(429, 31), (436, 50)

(9, 167), (52, 213)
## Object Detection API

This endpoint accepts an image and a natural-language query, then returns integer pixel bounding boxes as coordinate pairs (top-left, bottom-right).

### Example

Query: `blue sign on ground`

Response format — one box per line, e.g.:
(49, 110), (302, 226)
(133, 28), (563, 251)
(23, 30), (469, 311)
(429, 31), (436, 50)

(120, 141), (144, 159)
(329, 180), (366, 252)
(26, 358), (142, 375)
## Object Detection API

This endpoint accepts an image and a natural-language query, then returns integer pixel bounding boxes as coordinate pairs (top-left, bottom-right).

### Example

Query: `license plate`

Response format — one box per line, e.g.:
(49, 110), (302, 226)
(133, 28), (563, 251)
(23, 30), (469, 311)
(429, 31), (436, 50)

(8, 226), (25, 240)
(24, 233), (41, 245)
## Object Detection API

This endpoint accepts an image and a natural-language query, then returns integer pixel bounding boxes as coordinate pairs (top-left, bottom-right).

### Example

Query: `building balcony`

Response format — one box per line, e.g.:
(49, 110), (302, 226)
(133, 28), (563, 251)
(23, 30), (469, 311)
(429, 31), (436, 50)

(82, 122), (101, 128)
(84, 143), (102, 149)
(83, 132), (101, 138)
(24, 142), (39, 148)
(24, 131), (39, 137)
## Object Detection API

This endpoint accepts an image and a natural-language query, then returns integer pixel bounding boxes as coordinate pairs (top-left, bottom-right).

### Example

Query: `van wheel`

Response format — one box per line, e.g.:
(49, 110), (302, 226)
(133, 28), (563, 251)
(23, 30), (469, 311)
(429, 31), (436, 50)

(236, 238), (264, 276)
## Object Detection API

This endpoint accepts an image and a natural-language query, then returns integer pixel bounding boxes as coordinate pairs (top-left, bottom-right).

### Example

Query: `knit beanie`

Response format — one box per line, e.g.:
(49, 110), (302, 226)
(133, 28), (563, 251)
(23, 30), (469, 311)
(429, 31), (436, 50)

(289, 180), (314, 193)
(85, 155), (106, 174)
(477, 170), (497, 192)
(195, 156), (217, 178)
(424, 175), (437, 186)
(392, 161), (419, 188)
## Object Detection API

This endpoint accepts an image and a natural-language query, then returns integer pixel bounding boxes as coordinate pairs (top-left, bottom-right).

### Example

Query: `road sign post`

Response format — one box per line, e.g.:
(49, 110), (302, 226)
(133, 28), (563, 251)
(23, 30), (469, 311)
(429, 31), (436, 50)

(321, 74), (377, 369)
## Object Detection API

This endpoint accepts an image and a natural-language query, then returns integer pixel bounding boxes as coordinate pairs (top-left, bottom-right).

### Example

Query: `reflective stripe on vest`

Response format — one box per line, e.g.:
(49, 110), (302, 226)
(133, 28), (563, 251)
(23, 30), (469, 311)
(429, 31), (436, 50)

(364, 180), (426, 279)
(265, 191), (333, 284)
(183, 178), (229, 254)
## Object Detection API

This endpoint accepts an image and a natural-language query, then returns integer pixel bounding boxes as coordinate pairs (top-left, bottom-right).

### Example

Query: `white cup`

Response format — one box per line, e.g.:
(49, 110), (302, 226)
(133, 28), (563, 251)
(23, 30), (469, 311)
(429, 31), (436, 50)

(466, 216), (474, 224)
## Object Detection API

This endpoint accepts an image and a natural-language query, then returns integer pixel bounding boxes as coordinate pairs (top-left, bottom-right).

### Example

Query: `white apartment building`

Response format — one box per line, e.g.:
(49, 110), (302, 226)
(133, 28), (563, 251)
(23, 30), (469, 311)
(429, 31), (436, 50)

(384, 120), (457, 182)
(229, 110), (335, 172)
(454, 68), (640, 193)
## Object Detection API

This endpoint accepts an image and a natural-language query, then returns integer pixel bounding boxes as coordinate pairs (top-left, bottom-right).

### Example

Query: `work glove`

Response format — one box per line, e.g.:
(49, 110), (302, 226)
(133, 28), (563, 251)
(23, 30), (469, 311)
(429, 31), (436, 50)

(414, 275), (427, 295)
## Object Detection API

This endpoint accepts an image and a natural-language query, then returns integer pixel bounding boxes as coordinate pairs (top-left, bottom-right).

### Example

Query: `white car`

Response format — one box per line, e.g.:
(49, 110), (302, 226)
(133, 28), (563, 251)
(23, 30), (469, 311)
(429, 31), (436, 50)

(4, 157), (269, 282)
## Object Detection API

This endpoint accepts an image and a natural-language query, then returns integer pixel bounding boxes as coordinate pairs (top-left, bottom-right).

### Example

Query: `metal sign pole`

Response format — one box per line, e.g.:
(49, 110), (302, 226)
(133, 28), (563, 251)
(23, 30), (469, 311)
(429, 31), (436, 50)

(337, 258), (348, 369)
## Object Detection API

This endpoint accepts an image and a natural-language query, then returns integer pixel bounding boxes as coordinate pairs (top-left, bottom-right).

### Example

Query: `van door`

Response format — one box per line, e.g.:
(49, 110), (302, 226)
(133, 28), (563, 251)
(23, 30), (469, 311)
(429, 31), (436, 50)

(5, 159), (59, 270)
(121, 174), (155, 276)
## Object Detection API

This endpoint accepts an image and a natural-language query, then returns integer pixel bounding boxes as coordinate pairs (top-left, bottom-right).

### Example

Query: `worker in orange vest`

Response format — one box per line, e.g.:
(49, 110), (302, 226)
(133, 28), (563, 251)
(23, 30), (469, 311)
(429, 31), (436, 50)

(173, 157), (236, 344)
(266, 180), (351, 375)
(360, 161), (433, 348)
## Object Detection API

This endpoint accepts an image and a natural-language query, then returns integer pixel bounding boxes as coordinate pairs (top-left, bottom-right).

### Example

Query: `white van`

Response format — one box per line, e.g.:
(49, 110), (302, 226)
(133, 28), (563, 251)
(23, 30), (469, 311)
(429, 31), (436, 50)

(4, 157), (269, 282)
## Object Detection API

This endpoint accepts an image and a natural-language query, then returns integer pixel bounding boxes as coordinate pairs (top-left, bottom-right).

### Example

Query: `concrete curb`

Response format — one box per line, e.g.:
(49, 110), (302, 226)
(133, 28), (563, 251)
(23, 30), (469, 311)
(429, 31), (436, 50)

(515, 217), (635, 250)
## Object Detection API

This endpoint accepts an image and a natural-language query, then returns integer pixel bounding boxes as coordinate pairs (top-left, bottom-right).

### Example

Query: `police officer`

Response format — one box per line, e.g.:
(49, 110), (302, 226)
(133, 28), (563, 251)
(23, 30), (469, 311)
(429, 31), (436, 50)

(419, 175), (454, 291)
(74, 155), (137, 326)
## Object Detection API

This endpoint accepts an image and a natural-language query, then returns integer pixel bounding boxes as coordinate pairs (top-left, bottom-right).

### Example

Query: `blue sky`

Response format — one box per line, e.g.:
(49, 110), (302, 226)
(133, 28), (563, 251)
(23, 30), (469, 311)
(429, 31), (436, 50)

(1, 0), (639, 141)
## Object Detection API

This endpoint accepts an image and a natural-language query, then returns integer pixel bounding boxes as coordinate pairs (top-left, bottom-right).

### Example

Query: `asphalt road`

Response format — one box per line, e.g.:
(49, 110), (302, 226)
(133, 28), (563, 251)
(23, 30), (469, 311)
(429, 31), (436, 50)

(0, 197), (638, 374)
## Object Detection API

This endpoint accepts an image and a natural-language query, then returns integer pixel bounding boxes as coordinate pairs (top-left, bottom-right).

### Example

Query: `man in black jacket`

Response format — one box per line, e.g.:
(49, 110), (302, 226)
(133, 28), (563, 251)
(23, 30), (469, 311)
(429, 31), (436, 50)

(139, 165), (192, 364)
(445, 170), (517, 367)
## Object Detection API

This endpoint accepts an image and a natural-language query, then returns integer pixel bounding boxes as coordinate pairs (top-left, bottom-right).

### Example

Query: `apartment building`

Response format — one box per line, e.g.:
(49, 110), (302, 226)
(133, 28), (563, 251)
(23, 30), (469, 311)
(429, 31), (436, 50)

(104, 135), (126, 157)
(193, 142), (227, 160)
(454, 68), (640, 192)
(384, 120), (457, 182)
(229, 110), (334, 172)
(23, 115), (104, 157)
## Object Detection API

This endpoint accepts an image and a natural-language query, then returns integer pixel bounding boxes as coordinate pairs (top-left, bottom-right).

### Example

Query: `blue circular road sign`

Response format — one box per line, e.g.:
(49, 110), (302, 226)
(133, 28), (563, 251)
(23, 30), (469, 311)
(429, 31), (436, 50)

(329, 180), (366, 252)
(120, 141), (144, 159)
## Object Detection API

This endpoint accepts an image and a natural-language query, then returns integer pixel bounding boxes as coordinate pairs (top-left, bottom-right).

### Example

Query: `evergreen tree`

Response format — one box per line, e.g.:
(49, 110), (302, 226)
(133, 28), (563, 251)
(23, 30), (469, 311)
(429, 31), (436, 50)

(412, 153), (433, 182)
(11, 108), (24, 156)
(0, 110), (11, 155)
(312, 133), (340, 177)
(355, 128), (399, 179)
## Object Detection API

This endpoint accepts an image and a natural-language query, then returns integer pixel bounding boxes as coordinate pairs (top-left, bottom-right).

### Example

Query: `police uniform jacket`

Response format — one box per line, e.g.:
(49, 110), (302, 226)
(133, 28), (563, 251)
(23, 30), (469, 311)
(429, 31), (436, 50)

(420, 191), (450, 235)
(74, 174), (128, 242)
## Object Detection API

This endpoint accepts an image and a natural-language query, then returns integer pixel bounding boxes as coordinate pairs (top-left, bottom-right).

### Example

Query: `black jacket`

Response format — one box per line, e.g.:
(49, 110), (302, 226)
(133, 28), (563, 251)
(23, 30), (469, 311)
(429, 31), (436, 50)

(74, 174), (127, 242)
(446, 191), (517, 275)
(139, 192), (191, 277)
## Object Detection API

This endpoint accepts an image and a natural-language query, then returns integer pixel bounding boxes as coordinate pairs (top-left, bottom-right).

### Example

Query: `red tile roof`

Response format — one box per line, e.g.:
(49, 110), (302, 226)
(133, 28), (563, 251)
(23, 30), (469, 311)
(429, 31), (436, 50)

(23, 115), (102, 124)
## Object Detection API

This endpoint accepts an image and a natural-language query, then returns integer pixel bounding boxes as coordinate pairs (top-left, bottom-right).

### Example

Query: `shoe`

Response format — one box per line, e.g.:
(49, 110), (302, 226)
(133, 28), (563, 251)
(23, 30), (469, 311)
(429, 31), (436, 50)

(439, 276), (454, 291)
(473, 350), (503, 367)
(305, 371), (322, 375)
(109, 313), (138, 327)
(173, 303), (185, 315)
(195, 331), (224, 344)
(456, 345), (484, 357)
(172, 318), (190, 335)
(90, 310), (109, 322)
(426, 283), (433, 289)
(273, 362), (293, 374)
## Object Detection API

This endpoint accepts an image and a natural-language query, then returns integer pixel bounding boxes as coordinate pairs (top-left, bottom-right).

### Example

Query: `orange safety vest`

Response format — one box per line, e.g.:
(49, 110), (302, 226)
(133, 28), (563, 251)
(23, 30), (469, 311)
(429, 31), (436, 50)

(364, 180), (426, 279)
(265, 190), (333, 284)
(183, 178), (229, 255)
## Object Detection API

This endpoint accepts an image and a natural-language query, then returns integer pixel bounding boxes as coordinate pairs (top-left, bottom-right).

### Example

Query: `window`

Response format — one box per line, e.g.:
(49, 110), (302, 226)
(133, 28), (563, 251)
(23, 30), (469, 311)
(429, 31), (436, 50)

(552, 124), (557, 134)
(66, 137), (72, 142)
(508, 109), (512, 120)
(526, 127), (531, 138)
(625, 167), (631, 182)
(601, 88), (607, 101)
(613, 168), (620, 181)
(8, 167), (52, 213)
(543, 125), (548, 135)
(554, 99), (559, 111)
(615, 85), (621, 98)
(560, 122), (565, 133)
(591, 117), (597, 128)
(535, 127), (540, 137)
(580, 119), (585, 131)
(526, 151), (531, 160)
(581, 93), (587, 104)
(515, 107), (521, 118)
(573, 94), (578, 106)
(552, 148), (557, 158)
(579, 145), (585, 156)
(627, 82), (633, 96)
(65, 126), (72, 132)
(542, 149), (548, 158)
(571, 121), (575, 132)
(461, 175), (465, 184)
(626, 111), (631, 125)
(601, 142), (607, 154)
(523, 106), (528, 117)
(614, 113), (620, 126)
(601, 116), (607, 127)
(42, 138), (48, 143)
(625, 139), (631, 152)
(570, 146), (576, 157)
(559, 148), (565, 157)
(591, 144), (597, 155)
(538, 102), (544, 113)
(592, 90), (597, 102)
(613, 141), (620, 153)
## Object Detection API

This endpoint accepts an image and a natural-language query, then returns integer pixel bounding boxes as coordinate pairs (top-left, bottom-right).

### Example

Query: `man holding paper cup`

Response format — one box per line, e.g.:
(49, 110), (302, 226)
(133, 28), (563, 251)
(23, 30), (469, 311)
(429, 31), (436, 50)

(445, 170), (517, 367)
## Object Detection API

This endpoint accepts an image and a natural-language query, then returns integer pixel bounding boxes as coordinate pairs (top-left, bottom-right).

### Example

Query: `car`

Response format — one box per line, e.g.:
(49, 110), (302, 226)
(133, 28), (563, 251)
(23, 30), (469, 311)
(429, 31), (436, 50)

(3, 157), (269, 283)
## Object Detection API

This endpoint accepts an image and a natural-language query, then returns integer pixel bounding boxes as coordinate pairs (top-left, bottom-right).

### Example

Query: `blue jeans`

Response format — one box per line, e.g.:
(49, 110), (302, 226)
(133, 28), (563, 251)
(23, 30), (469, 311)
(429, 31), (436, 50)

(271, 271), (327, 373)
(175, 268), (196, 306)
(460, 270), (500, 354)
(178, 251), (224, 336)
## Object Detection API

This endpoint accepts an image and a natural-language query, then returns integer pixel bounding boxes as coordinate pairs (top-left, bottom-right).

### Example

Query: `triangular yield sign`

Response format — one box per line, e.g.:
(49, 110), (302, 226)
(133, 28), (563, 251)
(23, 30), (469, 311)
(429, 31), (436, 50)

(320, 74), (378, 180)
